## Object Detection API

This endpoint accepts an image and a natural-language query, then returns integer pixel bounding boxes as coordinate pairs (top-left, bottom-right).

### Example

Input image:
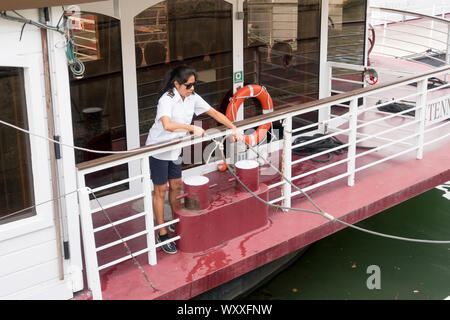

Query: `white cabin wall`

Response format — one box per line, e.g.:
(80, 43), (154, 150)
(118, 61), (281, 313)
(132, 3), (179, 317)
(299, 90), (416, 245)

(0, 9), (73, 299)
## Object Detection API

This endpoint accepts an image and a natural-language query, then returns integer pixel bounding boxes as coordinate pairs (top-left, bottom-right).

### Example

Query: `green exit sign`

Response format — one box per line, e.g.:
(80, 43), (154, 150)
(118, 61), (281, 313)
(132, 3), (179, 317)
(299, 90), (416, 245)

(233, 71), (243, 83)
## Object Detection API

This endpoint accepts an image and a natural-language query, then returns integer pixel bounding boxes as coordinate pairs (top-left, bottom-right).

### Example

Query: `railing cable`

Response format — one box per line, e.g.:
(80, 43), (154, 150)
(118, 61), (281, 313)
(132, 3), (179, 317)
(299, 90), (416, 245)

(89, 189), (158, 292)
(214, 137), (450, 245)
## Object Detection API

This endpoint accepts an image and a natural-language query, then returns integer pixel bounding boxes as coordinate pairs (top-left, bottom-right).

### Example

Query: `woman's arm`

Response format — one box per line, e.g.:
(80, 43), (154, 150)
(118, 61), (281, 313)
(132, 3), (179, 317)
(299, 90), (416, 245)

(206, 108), (244, 141)
(160, 116), (205, 136)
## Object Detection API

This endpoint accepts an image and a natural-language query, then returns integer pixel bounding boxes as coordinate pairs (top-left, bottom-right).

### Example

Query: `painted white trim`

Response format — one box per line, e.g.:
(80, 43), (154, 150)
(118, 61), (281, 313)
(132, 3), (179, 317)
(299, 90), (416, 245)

(319, 0), (331, 133)
(47, 6), (84, 293)
(365, 0), (371, 67)
(319, 0), (330, 99)
(232, 0), (244, 121)
(75, 0), (119, 19)
(118, 2), (142, 196)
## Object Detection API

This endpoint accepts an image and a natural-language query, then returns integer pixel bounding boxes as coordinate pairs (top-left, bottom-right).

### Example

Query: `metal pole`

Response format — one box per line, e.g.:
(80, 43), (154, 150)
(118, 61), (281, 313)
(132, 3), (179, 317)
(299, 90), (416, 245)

(416, 78), (428, 160)
(77, 183), (102, 300)
(446, 24), (450, 82)
(141, 157), (157, 266)
(282, 117), (292, 210)
(318, 0), (330, 134)
(347, 98), (358, 187)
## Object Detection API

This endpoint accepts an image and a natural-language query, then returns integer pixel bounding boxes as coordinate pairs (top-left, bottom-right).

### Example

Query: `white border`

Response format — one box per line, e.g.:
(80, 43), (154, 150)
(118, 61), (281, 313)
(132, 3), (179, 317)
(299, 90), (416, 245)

(0, 54), (54, 242)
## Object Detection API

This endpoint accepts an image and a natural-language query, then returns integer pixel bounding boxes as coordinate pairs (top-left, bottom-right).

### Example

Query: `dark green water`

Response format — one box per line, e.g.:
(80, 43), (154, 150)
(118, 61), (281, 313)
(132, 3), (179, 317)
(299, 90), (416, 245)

(245, 185), (450, 300)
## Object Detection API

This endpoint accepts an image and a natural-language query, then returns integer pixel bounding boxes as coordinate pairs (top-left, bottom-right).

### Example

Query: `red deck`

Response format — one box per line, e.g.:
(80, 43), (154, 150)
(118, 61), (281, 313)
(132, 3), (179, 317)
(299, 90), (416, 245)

(74, 55), (450, 300)
(74, 139), (450, 300)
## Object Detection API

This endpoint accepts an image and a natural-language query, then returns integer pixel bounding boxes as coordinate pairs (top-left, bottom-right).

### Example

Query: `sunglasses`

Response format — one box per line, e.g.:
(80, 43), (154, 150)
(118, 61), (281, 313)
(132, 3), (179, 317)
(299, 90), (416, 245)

(183, 81), (196, 90)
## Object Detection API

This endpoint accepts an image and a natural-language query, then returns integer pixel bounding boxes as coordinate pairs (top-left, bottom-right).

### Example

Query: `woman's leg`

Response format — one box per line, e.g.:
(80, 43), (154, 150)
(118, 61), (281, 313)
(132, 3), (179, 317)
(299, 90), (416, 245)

(167, 158), (183, 221)
(153, 183), (168, 236)
(168, 178), (182, 216)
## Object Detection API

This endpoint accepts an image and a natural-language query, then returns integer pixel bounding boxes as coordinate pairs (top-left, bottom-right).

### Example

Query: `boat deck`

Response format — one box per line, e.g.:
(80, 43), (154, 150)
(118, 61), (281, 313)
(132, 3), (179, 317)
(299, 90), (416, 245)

(74, 109), (450, 300)
(73, 31), (450, 299)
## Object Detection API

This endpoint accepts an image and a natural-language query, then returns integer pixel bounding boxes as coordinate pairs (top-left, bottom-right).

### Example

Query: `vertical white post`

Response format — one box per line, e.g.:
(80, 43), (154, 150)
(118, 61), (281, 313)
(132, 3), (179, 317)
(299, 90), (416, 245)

(282, 117), (292, 210)
(319, 0), (330, 134)
(365, 0), (371, 68)
(119, 3), (142, 196)
(141, 157), (157, 266)
(446, 23), (450, 59)
(327, 63), (333, 98)
(49, 7), (84, 291)
(347, 98), (358, 187)
(233, 0), (245, 120)
(416, 78), (428, 160)
(231, 0), (245, 161)
(77, 179), (102, 300)
(446, 24), (450, 82)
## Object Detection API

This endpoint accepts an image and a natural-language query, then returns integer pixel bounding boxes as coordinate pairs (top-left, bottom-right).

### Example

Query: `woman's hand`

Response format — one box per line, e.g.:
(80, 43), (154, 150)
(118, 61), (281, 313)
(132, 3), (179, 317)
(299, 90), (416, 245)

(191, 125), (205, 137)
(231, 126), (245, 142)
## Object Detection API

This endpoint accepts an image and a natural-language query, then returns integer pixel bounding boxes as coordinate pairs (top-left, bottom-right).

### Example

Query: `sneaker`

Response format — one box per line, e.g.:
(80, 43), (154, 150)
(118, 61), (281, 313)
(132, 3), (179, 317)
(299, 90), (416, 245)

(157, 234), (177, 254)
(168, 224), (175, 233)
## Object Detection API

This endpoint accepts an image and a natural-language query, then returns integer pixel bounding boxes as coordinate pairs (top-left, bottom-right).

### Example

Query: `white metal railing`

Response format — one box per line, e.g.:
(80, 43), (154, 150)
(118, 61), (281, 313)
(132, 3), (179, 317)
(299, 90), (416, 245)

(369, 6), (450, 68)
(76, 155), (180, 300)
(76, 64), (450, 300)
(275, 66), (450, 205)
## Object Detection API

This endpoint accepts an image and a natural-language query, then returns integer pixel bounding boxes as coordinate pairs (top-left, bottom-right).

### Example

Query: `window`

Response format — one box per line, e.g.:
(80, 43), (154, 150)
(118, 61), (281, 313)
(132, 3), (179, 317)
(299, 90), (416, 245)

(244, 0), (321, 128)
(69, 13), (128, 192)
(328, 0), (367, 65)
(0, 67), (35, 224)
(135, 0), (233, 139)
(328, 0), (367, 92)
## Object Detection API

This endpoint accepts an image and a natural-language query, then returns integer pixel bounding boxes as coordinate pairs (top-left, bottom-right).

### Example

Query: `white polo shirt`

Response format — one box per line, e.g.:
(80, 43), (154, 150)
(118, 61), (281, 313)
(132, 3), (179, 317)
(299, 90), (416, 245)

(146, 89), (211, 160)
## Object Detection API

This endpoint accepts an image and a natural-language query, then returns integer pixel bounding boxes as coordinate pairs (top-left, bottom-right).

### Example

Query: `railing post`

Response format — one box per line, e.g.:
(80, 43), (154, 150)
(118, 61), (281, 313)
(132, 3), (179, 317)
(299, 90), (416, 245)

(318, 63), (332, 133)
(282, 117), (292, 210)
(141, 157), (157, 266)
(347, 98), (358, 186)
(446, 24), (450, 82)
(416, 78), (428, 160)
(77, 180), (102, 300)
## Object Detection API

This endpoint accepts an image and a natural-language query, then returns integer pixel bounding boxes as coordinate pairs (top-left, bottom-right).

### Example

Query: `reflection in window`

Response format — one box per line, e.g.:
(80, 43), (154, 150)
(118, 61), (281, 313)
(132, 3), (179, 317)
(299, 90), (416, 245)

(69, 13), (128, 192)
(328, 0), (367, 92)
(135, 0), (233, 141)
(0, 67), (35, 224)
(328, 0), (366, 65)
(66, 12), (101, 62)
(244, 0), (321, 128)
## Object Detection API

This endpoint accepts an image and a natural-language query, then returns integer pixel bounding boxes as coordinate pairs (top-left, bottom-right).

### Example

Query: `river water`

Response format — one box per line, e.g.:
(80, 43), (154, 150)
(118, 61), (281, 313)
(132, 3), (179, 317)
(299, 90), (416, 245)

(244, 182), (450, 300)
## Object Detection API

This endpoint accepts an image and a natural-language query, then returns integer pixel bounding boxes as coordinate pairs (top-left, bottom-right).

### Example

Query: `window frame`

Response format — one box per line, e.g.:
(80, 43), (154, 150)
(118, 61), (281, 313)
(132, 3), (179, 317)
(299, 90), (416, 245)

(0, 54), (54, 241)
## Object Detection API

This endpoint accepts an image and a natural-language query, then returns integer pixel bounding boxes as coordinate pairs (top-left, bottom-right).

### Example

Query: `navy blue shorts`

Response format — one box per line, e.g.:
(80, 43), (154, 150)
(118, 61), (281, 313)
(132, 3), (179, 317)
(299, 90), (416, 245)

(149, 156), (182, 185)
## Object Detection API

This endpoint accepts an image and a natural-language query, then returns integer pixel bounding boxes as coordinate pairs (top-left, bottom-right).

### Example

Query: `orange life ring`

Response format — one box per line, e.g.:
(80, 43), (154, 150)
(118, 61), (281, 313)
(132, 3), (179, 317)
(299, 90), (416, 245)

(225, 84), (273, 146)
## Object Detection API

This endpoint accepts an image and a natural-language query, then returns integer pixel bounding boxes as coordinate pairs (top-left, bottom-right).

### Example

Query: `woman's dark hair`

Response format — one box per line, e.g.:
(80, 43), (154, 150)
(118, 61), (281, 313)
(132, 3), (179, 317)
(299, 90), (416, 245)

(158, 65), (197, 99)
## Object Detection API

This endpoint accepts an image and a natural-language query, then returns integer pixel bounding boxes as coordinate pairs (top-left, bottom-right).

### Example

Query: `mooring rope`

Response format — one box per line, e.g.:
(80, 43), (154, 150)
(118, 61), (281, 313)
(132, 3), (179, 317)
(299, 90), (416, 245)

(212, 136), (450, 244)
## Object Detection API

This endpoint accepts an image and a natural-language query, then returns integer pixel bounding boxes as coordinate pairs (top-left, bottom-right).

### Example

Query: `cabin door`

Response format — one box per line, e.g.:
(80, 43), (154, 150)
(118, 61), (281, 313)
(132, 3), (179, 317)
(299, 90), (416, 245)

(0, 57), (72, 299)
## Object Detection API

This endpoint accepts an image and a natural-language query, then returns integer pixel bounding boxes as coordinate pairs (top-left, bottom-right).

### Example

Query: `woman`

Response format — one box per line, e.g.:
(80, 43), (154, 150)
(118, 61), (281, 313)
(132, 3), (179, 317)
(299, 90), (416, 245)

(146, 65), (244, 254)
